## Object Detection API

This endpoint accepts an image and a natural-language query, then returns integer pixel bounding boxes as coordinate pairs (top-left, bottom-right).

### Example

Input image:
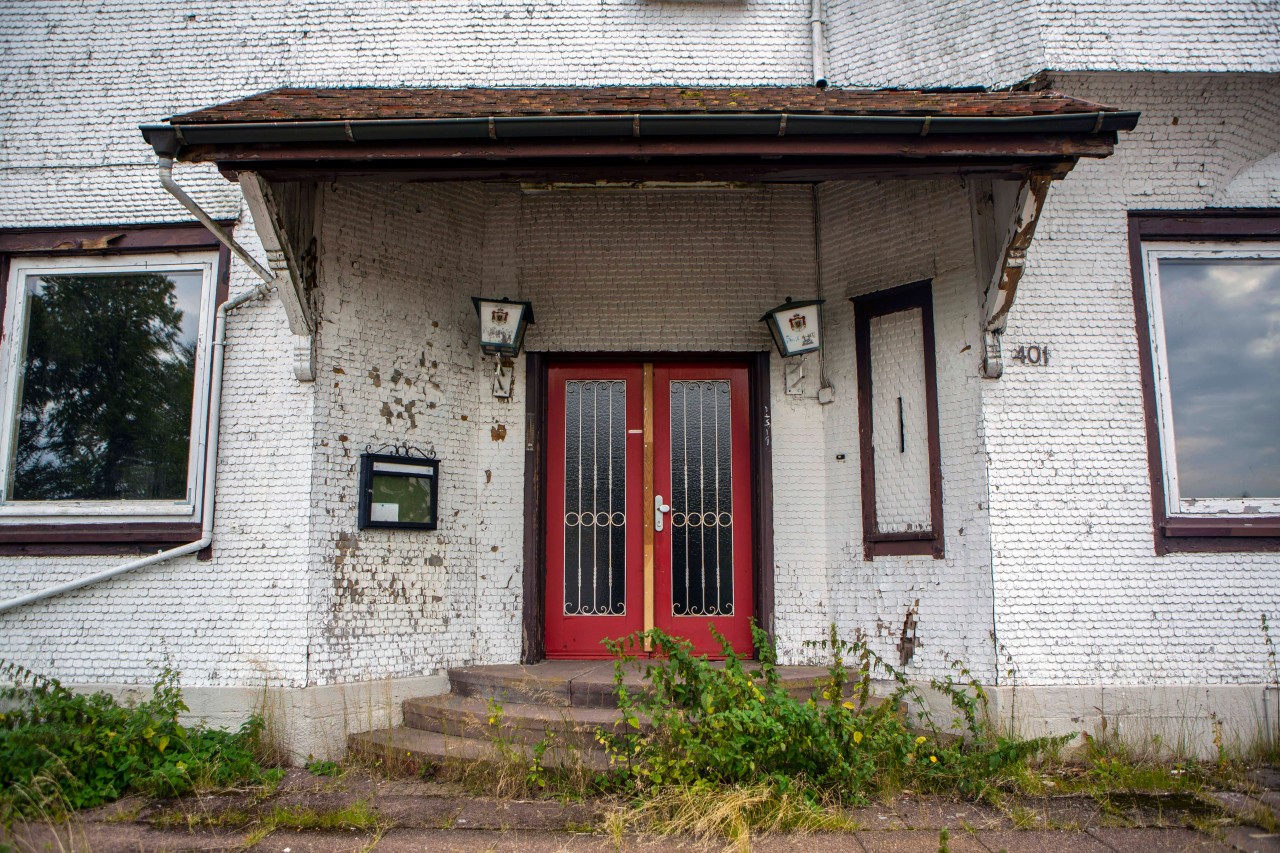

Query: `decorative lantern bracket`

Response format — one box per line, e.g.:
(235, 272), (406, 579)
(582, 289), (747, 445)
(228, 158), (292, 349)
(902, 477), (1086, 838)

(491, 353), (515, 398)
(784, 357), (806, 396)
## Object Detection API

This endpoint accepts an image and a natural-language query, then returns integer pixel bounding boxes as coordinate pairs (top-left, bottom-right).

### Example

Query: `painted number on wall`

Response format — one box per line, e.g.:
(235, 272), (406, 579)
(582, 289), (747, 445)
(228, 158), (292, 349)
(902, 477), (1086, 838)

(1011, 345), (1050, 366)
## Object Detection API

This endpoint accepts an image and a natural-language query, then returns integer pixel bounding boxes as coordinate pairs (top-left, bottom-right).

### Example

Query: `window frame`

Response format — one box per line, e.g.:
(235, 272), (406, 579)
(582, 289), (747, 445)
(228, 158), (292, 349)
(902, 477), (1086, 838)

(1128, 210), (1280, 554)
(0, 223), (230, 555)
(852, 279), (945, 560)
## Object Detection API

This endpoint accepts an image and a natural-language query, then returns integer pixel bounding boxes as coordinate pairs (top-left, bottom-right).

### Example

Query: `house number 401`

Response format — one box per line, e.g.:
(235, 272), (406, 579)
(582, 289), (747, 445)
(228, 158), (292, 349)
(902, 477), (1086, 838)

(1011, 344), (1050, 366)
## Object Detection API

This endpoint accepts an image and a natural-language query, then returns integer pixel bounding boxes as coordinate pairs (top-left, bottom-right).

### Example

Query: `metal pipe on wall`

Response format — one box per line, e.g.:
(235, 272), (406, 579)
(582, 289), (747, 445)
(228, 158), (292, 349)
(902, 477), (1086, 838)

(810, 0), (827, 87)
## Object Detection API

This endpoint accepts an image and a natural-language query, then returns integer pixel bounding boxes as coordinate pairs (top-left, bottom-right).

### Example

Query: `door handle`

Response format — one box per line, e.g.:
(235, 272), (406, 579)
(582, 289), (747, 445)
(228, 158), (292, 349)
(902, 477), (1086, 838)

(654, 495), (670, 532)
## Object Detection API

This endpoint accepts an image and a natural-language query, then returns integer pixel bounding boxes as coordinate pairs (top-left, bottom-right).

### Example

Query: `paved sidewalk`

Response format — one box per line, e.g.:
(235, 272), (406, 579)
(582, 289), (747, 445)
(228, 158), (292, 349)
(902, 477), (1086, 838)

(2, 768), (1275, 853)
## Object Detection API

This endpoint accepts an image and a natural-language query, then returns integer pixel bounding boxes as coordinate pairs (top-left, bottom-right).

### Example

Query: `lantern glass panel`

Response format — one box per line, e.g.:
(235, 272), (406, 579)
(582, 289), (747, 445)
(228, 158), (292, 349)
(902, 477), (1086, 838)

(477, 300), (527, 354)
(767, 301), (823, 356)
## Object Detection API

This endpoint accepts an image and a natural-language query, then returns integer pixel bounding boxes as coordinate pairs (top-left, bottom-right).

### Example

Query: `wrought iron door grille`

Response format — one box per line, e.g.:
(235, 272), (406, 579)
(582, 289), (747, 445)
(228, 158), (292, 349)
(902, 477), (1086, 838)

(670, 380), (734, 617)
(563, 380), (627, 616)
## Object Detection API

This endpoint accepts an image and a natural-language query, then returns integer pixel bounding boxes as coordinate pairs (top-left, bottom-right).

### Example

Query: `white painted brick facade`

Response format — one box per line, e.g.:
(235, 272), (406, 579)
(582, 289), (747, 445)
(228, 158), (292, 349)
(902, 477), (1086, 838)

(827, 1), (1280, 89)
(985, 72), (1280, 688)
(0, 220), (316, 690)
(0, 0), (1275, 755)
(817, 179), (998, 678)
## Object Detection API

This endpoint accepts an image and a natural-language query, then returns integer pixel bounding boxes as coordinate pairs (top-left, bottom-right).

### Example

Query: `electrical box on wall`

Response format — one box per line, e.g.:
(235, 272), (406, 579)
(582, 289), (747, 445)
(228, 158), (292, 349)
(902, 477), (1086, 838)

(358, 451), (439, 530)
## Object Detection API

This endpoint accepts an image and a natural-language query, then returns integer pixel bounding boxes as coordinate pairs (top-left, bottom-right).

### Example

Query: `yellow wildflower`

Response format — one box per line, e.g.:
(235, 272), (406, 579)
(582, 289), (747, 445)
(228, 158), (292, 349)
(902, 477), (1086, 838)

(853, 731), (863, 744)
(915, 736), (927, 745)
(930, 755), (938, 763)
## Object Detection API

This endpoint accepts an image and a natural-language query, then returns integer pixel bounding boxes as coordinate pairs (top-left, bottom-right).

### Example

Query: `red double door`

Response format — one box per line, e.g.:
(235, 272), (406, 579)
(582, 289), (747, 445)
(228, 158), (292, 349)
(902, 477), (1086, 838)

(545, 360), (755, 658)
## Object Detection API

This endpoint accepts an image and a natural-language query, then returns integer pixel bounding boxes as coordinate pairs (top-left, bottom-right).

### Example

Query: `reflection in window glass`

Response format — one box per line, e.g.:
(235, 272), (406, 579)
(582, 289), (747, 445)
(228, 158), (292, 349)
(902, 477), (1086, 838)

(11, 270), (203, 501)
(1157, 258), (1280, 501)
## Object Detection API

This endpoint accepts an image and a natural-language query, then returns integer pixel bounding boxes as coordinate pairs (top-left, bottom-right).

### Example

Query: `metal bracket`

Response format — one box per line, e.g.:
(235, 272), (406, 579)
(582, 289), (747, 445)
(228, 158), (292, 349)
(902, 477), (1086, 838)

(981, 328), (1004, 379)
(491, 354), (514, 398)
(784, 356), (805, 396)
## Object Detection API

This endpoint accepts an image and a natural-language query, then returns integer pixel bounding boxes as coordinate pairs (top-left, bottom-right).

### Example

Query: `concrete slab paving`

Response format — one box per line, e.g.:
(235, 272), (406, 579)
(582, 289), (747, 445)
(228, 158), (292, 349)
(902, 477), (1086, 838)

(1006, 797), (1106, 830)
(846, 804), (909, 831)
(452, 798), (603, 831)
(892, 797), (1009, 830)
(368, 794), (465, 829)
(1087, 827), (1237, 852)
(3, 821), (245, 853)
(1219, 826), (1280, 853)
(858, 829), (988, 852)
(248, 828), (381, 852)
(976, 829), (1113, 852)
(750, 832), (867, 852)
(371, 828), (647, 851)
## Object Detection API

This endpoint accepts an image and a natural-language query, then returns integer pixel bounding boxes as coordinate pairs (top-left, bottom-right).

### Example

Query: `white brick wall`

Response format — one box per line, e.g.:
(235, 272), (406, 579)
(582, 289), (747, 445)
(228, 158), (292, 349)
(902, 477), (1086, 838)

(985, 72), (1280, 687)
(306, 182), (487, 686)
(0, 219), (317, 690)
(826, 0), (1280, 89)
(0, 0), (1276, 718)
(817, 179), (998, 678)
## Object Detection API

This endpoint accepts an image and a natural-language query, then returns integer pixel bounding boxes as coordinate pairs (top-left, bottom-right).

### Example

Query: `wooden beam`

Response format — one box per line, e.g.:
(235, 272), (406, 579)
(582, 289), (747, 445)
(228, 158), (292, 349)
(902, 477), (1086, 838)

(983, 174), (1053, 333)
(977, 174), (1054, 378)
(238, 173), (313, 336)
(222, 161), (1061, 185)
(642, 362), (655, 649)
(238, 173), (317, 381)
(185, 132), (1117, 166)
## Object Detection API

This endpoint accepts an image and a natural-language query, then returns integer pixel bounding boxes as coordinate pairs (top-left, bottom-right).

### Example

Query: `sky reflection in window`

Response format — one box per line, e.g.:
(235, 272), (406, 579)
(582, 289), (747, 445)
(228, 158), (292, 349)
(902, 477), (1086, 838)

(1158, 257), (1280, 502)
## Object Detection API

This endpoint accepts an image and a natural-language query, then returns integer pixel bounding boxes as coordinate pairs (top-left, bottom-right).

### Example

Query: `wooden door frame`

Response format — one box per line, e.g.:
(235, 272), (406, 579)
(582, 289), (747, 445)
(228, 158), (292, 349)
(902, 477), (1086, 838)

(521, 351), (775, 663)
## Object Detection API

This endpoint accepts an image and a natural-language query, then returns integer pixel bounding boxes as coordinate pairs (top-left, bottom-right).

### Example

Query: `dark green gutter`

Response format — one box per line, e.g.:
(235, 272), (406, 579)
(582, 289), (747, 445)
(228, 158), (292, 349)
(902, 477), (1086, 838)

(141, 111), (1141, 158)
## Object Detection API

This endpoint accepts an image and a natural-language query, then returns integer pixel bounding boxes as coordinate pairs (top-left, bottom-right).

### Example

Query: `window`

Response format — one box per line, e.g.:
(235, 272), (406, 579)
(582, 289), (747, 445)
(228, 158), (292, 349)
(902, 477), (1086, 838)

(0, 223), (228, 552)
(852, 279), (944, 560)
(1129, 212), (1280, 552)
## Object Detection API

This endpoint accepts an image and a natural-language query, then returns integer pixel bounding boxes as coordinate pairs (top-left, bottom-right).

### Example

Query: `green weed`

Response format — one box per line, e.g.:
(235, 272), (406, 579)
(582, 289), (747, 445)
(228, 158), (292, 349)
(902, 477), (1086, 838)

(305, 759), (342, 778)
(0, 660), (277, 823)
(599, 624), (1070, 807)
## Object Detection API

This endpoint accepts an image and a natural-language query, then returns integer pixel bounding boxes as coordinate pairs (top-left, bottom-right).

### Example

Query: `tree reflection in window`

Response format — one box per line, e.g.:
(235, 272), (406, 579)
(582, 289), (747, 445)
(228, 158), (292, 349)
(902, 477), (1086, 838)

(11, 271), (202, 502)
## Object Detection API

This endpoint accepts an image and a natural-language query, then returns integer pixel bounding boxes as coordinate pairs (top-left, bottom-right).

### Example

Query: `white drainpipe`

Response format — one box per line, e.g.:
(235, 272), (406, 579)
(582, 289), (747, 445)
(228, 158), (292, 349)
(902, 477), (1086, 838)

(0, 159), (273, 615)
(810, 0), (827, 87)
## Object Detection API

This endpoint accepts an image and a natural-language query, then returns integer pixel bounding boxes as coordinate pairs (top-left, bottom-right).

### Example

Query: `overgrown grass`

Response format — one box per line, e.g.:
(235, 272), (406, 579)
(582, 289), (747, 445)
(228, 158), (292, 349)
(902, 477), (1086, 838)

(613, 781), (860, 852)
(599, 624), (1069, 807)
(0, 660), (280, 823)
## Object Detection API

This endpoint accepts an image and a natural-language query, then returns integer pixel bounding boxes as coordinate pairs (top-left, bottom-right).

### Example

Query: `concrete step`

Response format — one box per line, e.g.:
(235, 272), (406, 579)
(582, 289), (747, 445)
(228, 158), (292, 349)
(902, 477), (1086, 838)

(445, 661), (637, 708)
(446, 659), (887, 709)
(348, 726), (612, 774)
(403, 693), (650, 748)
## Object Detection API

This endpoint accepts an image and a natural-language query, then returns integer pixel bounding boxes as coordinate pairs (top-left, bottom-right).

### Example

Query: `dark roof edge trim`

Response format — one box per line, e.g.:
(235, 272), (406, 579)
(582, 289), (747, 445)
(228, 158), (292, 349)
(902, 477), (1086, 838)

(141, 111), (1141, 158)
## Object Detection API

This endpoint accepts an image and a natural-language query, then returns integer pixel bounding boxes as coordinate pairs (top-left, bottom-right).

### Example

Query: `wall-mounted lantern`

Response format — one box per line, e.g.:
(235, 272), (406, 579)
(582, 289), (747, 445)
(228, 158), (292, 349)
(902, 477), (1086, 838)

(761, 297), (825, 358)
(472, 297), (534, 357)
(472, 297), (534, 398)
(358, 446), (439, 530)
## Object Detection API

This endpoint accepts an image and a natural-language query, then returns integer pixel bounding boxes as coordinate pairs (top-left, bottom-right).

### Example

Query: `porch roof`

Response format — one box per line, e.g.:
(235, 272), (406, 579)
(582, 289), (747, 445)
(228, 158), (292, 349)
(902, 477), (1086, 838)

(141, 86), (1139, 183)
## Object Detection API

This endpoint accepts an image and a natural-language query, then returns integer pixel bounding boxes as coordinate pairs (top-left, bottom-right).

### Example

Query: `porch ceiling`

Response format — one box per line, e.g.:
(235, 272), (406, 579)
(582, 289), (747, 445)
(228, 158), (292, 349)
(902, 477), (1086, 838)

(141, 86), (1139, 183)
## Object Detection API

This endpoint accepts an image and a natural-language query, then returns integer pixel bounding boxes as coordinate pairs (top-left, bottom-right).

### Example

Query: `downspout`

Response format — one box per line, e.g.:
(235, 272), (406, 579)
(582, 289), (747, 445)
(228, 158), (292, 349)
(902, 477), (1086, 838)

(0, 158), (273, 615)
(810, 0), (827, 88)
(159, 158), (274, 284)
